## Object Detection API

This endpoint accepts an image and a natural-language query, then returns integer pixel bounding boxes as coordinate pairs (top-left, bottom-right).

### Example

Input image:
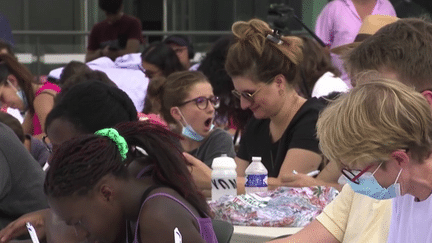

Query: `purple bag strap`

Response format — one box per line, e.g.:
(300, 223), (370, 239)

(132, 192), (202, 242)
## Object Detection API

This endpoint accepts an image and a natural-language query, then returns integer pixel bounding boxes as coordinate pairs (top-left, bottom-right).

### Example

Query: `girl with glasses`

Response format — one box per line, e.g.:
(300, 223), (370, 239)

(140, 42), (185, 82)
(221, 18), (325, 193)
(152, 71), (235, 176)
(141, 42), (186, 115)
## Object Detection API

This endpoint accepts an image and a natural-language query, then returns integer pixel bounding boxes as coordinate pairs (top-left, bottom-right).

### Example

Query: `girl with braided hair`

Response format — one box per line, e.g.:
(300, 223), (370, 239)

(221, 18), (324, 193)
(44, 121), (217, 243)
(0, 80), (163, 243)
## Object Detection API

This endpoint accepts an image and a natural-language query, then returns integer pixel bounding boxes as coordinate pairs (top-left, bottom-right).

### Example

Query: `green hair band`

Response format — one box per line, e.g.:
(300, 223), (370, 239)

(95, 128), (128, 160)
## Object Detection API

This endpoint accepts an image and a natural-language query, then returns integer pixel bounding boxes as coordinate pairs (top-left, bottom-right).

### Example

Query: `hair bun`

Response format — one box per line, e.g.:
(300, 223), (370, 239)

(232, 19), (273, 56)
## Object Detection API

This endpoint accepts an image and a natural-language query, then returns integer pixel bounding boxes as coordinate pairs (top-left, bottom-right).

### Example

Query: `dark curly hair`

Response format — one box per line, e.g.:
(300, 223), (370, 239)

(199, 35), (252, 131)
(46, 80), (137, 134)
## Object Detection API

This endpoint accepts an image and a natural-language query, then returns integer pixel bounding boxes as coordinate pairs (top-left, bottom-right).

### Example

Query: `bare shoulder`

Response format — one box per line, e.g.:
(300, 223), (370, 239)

(140, 187), (200, 219)
(137, 187), (206, 242)
(34, 90), (56, 103)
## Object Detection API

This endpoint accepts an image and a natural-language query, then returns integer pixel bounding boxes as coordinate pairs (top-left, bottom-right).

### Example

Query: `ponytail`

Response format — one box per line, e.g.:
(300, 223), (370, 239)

(142, 76), (167, 115)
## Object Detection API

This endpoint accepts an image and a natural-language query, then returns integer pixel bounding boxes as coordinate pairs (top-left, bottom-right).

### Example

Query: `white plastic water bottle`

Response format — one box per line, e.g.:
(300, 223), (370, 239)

(245, 156), (268, 194)
(211, 154), (237, 201)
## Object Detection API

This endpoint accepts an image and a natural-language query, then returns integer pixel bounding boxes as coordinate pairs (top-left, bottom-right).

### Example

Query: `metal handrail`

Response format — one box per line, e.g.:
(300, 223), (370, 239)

(12, 30), (234, 36)
(11, 29), (308, 76)
(12, 30), (307, 36)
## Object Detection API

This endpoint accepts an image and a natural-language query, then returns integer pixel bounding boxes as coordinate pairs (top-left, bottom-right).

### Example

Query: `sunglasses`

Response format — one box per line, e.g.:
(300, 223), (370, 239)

(231, 77), (275, 104)
(179, 96), (220, 110)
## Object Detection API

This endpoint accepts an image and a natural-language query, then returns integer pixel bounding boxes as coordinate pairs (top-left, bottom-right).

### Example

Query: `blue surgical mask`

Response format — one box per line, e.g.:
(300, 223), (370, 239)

(182, 124), (205, 141)
(178, 109), (214, 142)
(348, 163), (403, 200)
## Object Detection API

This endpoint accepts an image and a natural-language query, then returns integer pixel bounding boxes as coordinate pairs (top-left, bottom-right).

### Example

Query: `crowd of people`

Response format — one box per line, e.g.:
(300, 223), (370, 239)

(0, 0), (431, 242)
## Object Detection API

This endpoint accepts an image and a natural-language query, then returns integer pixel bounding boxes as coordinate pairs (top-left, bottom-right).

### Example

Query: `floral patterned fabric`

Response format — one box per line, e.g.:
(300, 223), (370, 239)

(209, 186), (339, 227)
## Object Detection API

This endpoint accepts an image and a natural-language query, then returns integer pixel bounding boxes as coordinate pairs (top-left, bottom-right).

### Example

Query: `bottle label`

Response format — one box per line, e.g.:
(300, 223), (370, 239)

(211, 178), (237, 190)
(245, 174), (268, 187)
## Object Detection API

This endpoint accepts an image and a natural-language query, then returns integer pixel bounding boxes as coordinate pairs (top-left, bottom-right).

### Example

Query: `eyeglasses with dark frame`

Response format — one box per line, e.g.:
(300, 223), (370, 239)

(179, 96), (220, 110)
(341, 149), (409, 184)
(42, 135), (52, 154)
(341, 164), (374, 184)
(231, 77), (275, 103)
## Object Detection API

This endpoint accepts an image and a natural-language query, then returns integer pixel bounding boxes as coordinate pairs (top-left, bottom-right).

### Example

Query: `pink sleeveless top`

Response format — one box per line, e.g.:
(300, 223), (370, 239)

(32, 82), (61, 135)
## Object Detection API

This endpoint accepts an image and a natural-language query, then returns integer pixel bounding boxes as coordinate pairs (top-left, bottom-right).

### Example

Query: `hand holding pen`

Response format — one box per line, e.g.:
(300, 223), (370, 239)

(292, 170), (320, 177)
(280, 170), (322, 188)
(26, 222), (40, 243)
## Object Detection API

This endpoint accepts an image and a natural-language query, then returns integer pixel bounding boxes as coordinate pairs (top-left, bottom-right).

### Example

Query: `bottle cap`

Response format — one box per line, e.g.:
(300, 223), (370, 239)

(212, 155), (236, 169)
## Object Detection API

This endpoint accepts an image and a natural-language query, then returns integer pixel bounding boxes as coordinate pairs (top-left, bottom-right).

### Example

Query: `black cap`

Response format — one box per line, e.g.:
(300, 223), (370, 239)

(163, 35), (191, 47)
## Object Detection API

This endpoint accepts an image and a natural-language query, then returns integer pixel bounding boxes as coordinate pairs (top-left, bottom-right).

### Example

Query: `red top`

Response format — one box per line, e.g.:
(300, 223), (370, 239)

(87, 14), (144, 51)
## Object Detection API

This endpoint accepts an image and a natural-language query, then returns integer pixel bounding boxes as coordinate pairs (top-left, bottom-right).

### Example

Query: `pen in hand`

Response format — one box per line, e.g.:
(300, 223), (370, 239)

(292, 170), (320, 177)
(26, 222), (40, 243)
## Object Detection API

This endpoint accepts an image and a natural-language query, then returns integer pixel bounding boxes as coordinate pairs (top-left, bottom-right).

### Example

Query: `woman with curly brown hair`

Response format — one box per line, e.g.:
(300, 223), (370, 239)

(225, 19), (325, 193)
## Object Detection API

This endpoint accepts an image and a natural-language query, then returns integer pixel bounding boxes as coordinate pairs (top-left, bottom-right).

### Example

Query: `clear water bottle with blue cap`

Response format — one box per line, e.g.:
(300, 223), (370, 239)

(245, 156), (268, 194)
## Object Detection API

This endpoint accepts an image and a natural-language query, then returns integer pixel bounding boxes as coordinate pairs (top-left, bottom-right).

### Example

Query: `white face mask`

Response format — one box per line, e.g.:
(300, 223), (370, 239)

(7, 79), (28, 111)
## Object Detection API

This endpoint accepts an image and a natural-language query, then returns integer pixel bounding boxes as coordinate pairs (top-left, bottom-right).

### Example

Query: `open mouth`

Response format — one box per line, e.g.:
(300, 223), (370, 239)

(204, 118), (212, 128)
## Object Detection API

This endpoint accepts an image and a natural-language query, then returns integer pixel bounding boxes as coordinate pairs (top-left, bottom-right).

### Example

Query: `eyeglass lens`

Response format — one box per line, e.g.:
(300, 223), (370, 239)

(231, 90), (254, 103)
(195, 96), (220, 110)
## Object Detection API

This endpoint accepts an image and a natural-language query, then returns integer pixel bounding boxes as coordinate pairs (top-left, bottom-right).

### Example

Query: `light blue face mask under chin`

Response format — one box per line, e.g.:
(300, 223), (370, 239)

(348, 168), (403, 200)
(182, 124), (214, 141)
(178, 109), (214, 142)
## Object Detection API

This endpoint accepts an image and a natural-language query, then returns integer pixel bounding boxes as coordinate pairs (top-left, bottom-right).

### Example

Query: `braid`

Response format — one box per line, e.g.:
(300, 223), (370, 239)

(44, 121), (211, 216)
(115, 121), (211, 216)
(44, 135), (126, 197)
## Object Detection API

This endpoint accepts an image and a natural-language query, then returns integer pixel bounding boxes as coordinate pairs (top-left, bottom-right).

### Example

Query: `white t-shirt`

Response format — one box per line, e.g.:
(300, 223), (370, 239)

(5, 107), (24, 123)
(114, 53), (142, 70)
(89, 65), (148, 112)
(311, 71), (350, 98)
(47, 56), (149, 112)
(387, 193), (432, 242)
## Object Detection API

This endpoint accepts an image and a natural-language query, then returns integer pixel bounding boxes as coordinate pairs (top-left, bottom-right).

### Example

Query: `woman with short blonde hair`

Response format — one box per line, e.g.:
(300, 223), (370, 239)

(317, 77), (432, 170)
